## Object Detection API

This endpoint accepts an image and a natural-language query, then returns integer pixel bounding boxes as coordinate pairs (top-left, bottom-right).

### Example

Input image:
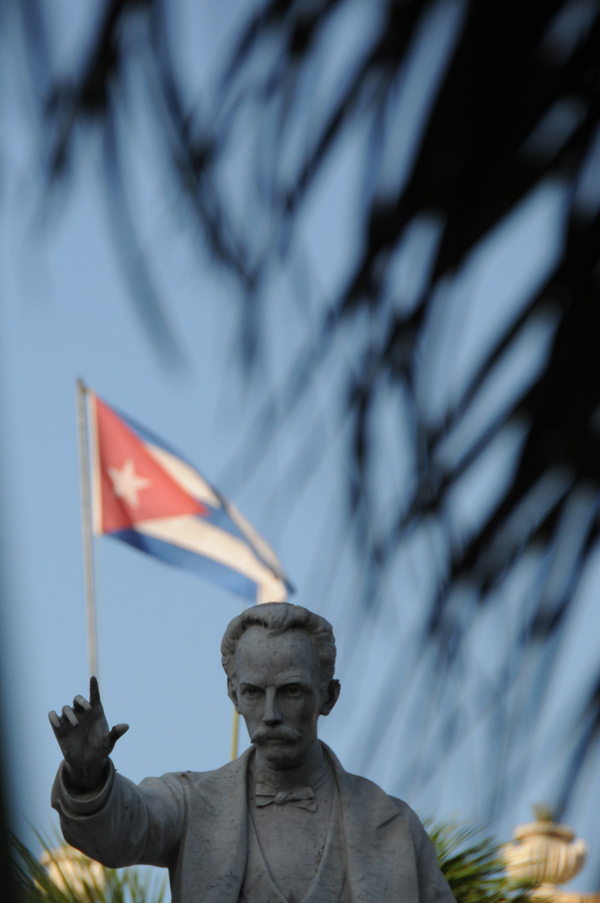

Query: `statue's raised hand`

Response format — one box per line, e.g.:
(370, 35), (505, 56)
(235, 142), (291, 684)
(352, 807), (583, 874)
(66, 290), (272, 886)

(48, 677), (129, 791)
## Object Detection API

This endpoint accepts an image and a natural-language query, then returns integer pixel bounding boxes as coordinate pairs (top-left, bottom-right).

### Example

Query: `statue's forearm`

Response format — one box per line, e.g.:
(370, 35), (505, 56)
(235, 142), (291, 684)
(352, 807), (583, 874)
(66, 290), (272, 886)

(51, 762), (185, 869)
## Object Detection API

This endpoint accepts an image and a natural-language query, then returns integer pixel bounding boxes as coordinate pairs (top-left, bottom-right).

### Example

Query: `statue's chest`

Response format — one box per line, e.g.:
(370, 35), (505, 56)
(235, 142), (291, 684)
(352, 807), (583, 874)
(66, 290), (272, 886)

(242, 781), (347, 903)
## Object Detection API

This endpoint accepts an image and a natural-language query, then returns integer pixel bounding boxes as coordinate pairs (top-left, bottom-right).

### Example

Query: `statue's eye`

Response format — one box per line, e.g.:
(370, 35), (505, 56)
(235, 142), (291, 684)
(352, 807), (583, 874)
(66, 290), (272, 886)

(242, 686), (262, 698)
(283, 685), (303, 696)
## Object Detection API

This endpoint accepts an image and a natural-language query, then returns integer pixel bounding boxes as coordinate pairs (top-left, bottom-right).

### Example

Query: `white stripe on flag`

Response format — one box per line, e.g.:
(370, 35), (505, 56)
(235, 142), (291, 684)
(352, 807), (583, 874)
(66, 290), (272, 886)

(135, 515), (288, 602)
(144, 445), (222, 508)
(224, 500), (288, 580)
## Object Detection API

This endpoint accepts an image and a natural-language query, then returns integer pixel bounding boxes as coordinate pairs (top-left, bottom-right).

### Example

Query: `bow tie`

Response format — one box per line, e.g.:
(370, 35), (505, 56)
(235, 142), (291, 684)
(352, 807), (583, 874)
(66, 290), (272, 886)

(255, 784), (317, 812)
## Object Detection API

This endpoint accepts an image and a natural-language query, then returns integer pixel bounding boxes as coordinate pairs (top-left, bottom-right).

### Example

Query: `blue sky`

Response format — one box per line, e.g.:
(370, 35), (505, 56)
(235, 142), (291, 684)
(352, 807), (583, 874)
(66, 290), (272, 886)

(2, 0), (600, 895)
(0, 0), (372, 844)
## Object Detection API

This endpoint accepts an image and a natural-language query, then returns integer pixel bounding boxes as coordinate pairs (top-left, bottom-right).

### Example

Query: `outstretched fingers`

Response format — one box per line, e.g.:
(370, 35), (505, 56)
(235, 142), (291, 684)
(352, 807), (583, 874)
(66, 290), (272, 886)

(49, 678), (129, 763)
(48, 680), (97, 733)
(48, 705), (81, 732)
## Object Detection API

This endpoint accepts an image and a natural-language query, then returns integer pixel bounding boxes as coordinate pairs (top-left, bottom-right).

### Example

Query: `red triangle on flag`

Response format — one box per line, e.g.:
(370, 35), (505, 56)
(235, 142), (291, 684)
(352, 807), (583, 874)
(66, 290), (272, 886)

(93, 397), (207, 534)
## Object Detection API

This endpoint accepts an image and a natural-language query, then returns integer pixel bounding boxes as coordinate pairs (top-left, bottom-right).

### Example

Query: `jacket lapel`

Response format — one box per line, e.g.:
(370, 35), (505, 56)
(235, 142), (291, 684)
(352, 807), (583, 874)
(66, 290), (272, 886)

(179, 748), (252, 903)
(325, 745), (421, 902)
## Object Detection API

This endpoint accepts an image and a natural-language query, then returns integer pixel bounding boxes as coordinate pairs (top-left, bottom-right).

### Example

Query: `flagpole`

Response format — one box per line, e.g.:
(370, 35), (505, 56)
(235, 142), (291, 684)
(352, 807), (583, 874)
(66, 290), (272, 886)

(230, 708), (240, 761)
(76, 378), (99, 679)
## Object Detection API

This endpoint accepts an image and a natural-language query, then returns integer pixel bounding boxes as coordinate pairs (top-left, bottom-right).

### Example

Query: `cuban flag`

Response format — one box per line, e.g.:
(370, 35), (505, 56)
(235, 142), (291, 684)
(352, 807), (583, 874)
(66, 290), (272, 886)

(87, 392), (292, 603)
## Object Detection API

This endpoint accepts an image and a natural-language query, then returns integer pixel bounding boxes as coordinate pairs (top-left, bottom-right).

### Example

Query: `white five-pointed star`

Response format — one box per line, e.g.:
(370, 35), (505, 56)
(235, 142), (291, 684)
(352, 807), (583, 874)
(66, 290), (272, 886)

(107, 458), (151, 507)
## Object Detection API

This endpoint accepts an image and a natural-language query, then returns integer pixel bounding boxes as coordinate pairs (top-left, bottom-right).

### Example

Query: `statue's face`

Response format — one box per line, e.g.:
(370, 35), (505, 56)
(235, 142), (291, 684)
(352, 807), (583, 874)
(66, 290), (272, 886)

(230, 626), (334, 770)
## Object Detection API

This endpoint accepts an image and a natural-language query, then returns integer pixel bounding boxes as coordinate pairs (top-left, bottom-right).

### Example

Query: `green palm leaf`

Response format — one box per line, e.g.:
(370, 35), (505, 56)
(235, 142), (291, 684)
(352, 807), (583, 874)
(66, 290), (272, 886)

(429, 820), (540, 903)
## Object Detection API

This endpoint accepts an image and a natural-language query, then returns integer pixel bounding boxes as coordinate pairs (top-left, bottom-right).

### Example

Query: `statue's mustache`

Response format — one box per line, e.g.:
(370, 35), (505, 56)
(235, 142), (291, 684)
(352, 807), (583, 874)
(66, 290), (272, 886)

(251, 726), (303, 745)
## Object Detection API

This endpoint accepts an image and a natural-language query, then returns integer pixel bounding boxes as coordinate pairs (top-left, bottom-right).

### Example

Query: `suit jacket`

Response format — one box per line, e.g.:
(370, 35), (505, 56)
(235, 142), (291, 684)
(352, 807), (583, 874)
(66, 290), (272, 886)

(52, 744), (455, 903)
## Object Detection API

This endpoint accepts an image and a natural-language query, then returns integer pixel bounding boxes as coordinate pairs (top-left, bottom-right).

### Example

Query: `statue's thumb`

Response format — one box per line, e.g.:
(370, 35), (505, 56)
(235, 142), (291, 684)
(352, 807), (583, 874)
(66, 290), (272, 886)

(108, 723), (130, 750)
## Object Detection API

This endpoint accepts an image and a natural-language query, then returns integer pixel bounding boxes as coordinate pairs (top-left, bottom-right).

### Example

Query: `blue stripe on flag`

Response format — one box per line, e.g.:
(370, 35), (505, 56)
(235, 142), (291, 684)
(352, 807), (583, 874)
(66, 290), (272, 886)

(110, 529), (260, 601)
(201, 506), (251, 545)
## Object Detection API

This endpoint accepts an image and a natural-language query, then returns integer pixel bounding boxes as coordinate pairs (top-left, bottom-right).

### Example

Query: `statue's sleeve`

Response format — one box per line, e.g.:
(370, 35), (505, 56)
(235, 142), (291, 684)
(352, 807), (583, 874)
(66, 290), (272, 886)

(51, 759), (186, 869)
(410, 811), (457, 903)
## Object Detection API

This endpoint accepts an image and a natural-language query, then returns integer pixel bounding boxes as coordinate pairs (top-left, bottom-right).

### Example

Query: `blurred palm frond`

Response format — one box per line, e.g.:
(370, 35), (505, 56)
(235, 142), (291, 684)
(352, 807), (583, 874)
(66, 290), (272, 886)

(429, 820), (539, 903)
(12, 829), (166, 903)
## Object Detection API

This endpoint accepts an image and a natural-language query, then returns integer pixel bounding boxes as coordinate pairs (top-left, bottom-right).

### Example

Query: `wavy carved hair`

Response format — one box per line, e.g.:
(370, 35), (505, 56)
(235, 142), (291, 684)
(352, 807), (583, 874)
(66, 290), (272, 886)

(221, 602), (336, 687)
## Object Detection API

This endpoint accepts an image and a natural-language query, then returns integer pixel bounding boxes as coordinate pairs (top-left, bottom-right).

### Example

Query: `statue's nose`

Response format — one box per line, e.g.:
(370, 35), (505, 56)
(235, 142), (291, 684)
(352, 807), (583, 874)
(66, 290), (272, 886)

(262, 688), (281, 725)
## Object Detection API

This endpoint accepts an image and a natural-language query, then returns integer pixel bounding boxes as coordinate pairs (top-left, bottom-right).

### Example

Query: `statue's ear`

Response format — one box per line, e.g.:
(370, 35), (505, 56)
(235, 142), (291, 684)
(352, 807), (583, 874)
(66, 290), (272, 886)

(320, 679), (341, 716)
(227, 678), (239, 712)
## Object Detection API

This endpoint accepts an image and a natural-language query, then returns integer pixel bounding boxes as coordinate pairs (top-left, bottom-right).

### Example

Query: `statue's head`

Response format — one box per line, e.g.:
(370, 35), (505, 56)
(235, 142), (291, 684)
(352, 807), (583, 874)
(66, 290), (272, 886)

(222, 602), (341, 769)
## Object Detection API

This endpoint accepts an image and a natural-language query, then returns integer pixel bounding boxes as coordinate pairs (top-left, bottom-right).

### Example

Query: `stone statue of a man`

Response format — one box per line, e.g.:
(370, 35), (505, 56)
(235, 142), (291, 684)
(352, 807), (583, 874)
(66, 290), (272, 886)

(50, 602), (456, 902)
